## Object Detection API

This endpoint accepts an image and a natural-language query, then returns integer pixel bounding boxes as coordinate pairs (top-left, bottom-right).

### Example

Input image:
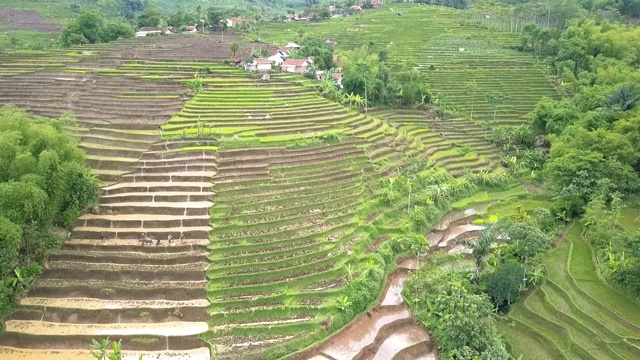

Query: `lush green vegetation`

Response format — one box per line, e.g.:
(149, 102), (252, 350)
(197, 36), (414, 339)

(404, 196), (560, 359)
(60, 11), (134, 46)
(0, 106), (99, 326)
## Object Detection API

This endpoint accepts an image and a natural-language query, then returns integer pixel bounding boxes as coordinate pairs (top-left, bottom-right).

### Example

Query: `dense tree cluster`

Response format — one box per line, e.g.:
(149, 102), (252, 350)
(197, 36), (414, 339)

(487, 16), (640, 296)
(405, 209), (557, 359)
(318, 46), (432, 108)
(60, 11), (134, 47)
(0, 106), (99, 320)
(519, 20), (640, 216)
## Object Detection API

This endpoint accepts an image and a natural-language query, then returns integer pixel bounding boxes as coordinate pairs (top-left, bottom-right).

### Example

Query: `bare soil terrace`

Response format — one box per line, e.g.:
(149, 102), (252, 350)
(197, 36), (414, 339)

(0, 7), (61, 32)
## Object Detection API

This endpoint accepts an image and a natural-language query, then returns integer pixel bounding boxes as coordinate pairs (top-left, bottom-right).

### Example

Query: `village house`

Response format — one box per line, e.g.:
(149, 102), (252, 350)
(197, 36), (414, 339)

(283, 42), (301, 51)
(226, 17), (245, 27)
(268, 50), (287, 66)
(183, 25), (198, 33)
(332, 72), (344, 88)
(370, 0), (382, 8)
(281, 58), (311, 74)
(285, 14), (296, 21)
(245, 58), (273, 72)
(135, 27), (172, 37)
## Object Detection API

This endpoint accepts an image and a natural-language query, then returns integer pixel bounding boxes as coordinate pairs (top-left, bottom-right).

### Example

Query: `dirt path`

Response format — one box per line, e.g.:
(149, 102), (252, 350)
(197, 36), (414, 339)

(0, 346), (211, 360)
(5, 320), (209, 337)
(20, 297), (209, 310)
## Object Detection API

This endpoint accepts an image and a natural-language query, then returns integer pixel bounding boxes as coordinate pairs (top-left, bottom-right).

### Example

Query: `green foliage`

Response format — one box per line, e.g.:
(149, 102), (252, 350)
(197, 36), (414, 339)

(298, 35), (334, 70)
(530, 97), (578, 135)
(229, 42), (240, 58)
(186, 72), (204, 94)
(0, 106), (98, 324)
(136, 7), (162, 27)
(482, 260), (525, 311)
(404, 258), (510, 360)
(60, 11), (134, 47)
(91, 338), (123, 360)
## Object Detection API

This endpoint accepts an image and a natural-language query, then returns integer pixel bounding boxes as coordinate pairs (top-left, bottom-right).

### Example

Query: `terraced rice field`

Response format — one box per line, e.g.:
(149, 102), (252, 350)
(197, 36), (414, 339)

(255, 3), (559, 125)
(0, 138), (217, 359)
(207, 142), (377, 358)
(0, 30), (503, 359)
(418, 34), (559, 125)
(371, 109), (501, 175)
(498, 224), (640, 360)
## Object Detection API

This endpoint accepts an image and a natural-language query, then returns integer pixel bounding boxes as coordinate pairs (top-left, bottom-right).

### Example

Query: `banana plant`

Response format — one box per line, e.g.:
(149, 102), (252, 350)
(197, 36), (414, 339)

(10, 268), (25, 289)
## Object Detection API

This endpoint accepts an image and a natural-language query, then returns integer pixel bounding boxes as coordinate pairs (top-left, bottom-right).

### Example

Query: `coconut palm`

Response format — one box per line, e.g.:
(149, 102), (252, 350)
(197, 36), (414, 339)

(461, 225), (496, 284)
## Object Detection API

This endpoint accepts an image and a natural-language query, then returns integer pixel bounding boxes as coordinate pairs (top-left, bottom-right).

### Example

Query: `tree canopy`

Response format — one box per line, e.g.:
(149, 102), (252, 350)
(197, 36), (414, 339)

(0, 106), (99, 323)
(60, 11), (134, 47)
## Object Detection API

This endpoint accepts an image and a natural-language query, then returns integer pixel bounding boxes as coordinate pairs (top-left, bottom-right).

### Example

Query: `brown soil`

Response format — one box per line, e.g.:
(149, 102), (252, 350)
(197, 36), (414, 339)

(0, 7), (61, 32)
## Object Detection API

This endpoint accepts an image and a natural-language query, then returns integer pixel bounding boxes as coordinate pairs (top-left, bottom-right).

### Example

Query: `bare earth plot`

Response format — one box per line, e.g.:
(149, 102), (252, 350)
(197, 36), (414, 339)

(0, 7), (61, 32)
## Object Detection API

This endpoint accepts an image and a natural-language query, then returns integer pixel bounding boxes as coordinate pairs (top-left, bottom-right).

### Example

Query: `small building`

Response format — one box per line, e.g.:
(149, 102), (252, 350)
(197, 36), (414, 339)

(371, 0), (382, 8)
(135, 27), (171, 37)
(268, 51), (287, 66)
(281, 58), (310, 74)
(332, 72), (344, 88)
(283, 42), (301, 51)
(351, 5), (364, 12)
(226, 17), (245, 27)
(285, 14), (296, 22)
(183, 25), (198, 33)
(246, 58), (273, 72)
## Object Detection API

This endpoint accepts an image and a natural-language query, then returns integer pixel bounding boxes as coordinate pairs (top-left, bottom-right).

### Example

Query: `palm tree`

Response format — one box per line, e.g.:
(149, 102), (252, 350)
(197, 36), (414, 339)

(464, 80), (479, 120)
(461, 225), (496, 284)
(606, 84), (638, 111)
(486, 91), (506, 120)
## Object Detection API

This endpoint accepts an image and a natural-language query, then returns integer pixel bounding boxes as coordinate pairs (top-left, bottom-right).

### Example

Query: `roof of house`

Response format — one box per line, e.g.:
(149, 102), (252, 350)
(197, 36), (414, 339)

(286, 14), (296, 19)
(138, 27), (168, 32)
(229, 17), (245, 23)
(185, 26), (197, 31)
(332, 72), (344, 81)
(254, 58), (272, 64)
(284, 42), (301, 48)
(283, 58), (307, 66)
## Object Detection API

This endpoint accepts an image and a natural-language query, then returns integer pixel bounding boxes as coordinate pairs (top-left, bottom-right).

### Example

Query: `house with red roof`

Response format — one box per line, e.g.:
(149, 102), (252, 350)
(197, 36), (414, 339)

(226, 17), (245, 27)
(183, 25), (198, 33)
(281, 58), (310, 74)
(246, 58), (273, 72)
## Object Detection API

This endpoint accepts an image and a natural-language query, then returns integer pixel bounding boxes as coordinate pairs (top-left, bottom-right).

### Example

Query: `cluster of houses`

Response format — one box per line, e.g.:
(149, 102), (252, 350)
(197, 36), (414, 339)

(135, 26), (197, 37)
(135, 17), (246, 37)
(243, 42), (344, 87)
(285, 0), (382, 21)
(244, 42), (312, 74)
